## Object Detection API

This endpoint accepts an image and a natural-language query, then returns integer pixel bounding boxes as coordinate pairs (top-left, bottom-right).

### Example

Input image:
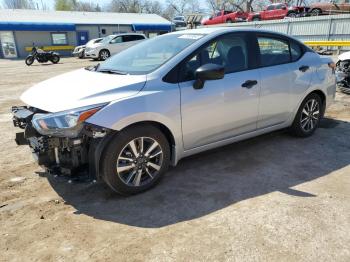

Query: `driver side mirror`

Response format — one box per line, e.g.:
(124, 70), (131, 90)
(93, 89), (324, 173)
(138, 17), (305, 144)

(193, 63), (225, 89)
(282, 6), (287, 10)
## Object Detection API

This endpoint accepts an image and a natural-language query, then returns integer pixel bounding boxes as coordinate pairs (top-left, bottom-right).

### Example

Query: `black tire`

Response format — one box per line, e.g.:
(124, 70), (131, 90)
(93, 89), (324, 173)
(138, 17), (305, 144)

(290, 93), (323, 137)
(226, 19), (233, 23)
(101, 124), (170, 195)
(252, 17), (260, 21)
(99, 49), (110, 61)
(78, 50), (85, 59)
(25, 56), (34, 66)
(287, 12), (297, 18)
(51, 55), (60, 64)
(311, 8), (321, 16)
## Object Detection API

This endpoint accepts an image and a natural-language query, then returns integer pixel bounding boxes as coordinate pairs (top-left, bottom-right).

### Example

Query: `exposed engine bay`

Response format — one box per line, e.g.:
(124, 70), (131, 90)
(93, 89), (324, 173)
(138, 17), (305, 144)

(12, 106), (110, 179)
(336, 51), (350, 94)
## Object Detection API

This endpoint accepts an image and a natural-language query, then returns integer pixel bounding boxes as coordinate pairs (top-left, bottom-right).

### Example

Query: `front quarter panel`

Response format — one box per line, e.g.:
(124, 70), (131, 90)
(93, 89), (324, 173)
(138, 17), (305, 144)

(86, 77), (183, 162)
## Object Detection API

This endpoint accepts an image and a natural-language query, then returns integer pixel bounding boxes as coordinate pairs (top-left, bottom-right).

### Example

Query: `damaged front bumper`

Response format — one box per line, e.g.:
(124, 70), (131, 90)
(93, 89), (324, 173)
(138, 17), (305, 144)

(12, 106), (110, 178)
(336, 59), (350, 94)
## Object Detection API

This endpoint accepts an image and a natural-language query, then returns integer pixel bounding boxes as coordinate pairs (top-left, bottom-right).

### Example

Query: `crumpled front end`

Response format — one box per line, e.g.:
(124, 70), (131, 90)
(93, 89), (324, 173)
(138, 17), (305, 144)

(11, 105), (110, 177)
(336, 59), (350, 94)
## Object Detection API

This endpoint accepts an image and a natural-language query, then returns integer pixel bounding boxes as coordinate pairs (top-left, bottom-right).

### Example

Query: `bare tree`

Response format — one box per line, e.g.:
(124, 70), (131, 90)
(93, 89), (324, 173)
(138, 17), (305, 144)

(2, 0), (36, 9)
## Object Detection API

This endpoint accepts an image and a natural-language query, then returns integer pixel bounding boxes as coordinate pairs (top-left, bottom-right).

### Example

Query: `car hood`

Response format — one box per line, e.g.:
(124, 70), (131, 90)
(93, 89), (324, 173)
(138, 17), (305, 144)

(21, 68), (146, 112)
(86, 43), (103, 49)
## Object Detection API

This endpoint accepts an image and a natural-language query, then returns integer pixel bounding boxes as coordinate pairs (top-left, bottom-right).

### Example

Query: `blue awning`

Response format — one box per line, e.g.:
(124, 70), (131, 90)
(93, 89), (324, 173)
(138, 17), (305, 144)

(132, 24), (171, 32)
(0, 22), (76, 31)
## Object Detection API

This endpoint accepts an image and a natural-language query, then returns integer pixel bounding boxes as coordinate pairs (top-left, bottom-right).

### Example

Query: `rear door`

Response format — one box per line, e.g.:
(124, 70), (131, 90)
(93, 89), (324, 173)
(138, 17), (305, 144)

(179, 33), (261, 150)
(255, 35), (293, 129)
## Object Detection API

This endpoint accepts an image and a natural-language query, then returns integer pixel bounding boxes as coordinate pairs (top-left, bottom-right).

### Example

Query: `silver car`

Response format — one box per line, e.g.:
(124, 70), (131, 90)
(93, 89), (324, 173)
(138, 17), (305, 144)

(12, 28), (336, 195)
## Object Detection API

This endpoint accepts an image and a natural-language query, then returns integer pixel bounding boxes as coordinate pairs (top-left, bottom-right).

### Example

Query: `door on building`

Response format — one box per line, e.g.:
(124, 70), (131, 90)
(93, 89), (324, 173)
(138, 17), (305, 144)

(77, 31), (89, 46)
(0, 31), (17, 58)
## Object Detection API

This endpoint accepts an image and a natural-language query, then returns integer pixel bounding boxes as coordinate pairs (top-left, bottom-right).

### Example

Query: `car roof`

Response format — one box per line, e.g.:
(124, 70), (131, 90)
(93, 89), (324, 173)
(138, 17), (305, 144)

(109, 33), (145, 37)
(169, 27), (287, 36)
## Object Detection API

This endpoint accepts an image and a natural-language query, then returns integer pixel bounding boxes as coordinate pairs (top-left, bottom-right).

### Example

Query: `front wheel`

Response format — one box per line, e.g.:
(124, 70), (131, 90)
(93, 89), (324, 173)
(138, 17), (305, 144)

(25, 56), (34, 66)
(311, 8), (321, 16)
(51, 55), (60, 64)
(252, 17), (260, 21)
(99, 49), (110, 61)
(290, 93), (322, 137)
(101, 125), (170, 195)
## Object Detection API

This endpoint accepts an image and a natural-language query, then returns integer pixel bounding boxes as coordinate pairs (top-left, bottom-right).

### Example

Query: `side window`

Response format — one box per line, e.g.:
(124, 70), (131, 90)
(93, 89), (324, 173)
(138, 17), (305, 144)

(290, 41), (303, 61)
(267, 5), (275, 10)
(258, 37), (290, 67)
(110, 37), (122, 44)
(276, 4), (285, 10)
(181, 35), (248, 81)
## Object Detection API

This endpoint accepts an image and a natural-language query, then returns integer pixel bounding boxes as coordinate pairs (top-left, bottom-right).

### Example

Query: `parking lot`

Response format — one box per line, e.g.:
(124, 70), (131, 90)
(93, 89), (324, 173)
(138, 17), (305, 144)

(0, 57), (349, 261)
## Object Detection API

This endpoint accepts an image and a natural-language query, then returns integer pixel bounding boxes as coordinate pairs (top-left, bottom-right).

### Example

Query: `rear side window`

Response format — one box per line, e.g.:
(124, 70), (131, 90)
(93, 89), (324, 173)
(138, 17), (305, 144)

(258, 37), (290, 67)
(290, 41), (303, 61)
(123, 35), (144, 42)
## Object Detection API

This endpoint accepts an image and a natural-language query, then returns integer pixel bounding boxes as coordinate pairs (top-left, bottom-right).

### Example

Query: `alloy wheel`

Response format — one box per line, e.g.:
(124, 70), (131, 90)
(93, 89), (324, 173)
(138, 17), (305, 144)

(101, 51), (109, 60)
(116, 137), (163, 187)
(300, 98), (320, 132)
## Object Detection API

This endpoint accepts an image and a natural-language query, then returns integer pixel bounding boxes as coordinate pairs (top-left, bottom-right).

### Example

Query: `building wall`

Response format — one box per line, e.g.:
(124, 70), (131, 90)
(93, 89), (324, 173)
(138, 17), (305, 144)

(14, 31), (76, 57)
(75, 24), (133, 40)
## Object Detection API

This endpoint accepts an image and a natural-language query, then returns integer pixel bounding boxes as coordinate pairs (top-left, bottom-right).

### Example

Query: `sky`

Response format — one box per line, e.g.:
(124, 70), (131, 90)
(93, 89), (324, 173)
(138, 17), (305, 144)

(31, 0), (170, 10)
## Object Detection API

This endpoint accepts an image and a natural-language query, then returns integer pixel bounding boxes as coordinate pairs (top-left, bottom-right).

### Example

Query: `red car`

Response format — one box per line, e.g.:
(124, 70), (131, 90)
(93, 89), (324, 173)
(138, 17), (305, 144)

(202, 10), (248, 25)
(247, 3), (307, 21)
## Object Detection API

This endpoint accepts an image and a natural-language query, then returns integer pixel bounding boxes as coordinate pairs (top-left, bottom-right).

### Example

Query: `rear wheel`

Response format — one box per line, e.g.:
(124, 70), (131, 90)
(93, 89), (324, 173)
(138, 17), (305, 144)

(287, 12), (297, 18)
(226, 19), (233, 23)
(51, 55), (60, 64)
(99, 49), (110, 61)
(101, 125), (170, 195)
(252, 17), (260, 21)
(25, 56), (34, 66)
(290, 93), (322, 137)
(311, 8), (321, 16)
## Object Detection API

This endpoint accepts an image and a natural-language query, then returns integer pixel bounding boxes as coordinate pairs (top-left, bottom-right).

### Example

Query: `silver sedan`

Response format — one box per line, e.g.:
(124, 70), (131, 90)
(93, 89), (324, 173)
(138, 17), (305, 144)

(12, 28), (336, 195)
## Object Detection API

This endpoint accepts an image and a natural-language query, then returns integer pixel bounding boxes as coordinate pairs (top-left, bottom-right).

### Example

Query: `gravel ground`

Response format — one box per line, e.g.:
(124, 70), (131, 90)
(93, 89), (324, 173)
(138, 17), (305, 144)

(0, 57), (349, 262)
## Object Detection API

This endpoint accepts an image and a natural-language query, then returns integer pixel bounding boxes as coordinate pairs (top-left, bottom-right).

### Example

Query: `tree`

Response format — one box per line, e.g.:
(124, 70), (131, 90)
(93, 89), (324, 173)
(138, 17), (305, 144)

(54, 0), (74, 11)
(2, 0), (36, 9)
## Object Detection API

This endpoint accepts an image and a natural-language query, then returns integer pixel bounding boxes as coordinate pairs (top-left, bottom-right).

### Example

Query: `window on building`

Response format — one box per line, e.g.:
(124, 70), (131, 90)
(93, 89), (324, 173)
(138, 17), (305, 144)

(51, 33), (68, 45)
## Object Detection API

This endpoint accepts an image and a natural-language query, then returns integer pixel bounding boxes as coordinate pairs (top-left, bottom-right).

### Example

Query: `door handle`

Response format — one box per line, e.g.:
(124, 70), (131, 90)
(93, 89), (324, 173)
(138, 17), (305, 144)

(299, 65), (309, 72)
(241, 80), (258, 89)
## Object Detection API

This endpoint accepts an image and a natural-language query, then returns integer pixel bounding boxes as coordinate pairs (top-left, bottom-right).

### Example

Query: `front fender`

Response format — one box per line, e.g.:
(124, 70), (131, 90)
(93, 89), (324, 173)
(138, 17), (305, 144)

(86, 81), (184, 164)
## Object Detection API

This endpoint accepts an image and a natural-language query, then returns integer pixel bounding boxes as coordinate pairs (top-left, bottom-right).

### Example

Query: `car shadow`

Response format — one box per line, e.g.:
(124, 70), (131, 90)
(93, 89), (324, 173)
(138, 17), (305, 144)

(43, 118), (350, 228)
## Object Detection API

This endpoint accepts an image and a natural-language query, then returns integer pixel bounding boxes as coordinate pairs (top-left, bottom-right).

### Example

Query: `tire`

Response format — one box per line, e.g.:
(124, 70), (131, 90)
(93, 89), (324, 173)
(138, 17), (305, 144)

(290, 93), (323, 137)
(287, 12), (297, 18)
(311, 8), (321, 16)
(51, 55), (60, 64)
(101, 124), (170, 195)
(226, 19), (233, 23)
(99, 49), (110, 61)
(25, 56), (34, 66)
(78, 50), (85, 59)
(252, 17), (260, 21)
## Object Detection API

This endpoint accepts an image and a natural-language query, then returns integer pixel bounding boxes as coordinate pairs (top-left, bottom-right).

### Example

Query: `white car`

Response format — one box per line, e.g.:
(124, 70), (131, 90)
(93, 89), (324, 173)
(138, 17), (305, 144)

(85, 33), (146, 61)
(72, 38), (103, 59)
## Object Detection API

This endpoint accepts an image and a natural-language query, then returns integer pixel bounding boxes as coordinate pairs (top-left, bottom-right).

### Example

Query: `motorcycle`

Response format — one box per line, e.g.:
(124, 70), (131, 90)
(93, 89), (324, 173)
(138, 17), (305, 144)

(336, 51), (350, 94)
(25, 47), (60, 66)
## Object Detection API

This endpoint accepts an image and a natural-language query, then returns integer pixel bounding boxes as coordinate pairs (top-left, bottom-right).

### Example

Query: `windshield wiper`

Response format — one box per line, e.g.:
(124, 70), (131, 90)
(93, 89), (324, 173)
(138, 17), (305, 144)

(85, 63), (100, 71)
(98, 69), (127, 75)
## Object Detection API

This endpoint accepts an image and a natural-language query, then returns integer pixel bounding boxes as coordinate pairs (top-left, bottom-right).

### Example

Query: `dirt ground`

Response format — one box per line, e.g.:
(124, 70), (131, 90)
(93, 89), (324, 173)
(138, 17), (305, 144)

(0, 57), (349, 262)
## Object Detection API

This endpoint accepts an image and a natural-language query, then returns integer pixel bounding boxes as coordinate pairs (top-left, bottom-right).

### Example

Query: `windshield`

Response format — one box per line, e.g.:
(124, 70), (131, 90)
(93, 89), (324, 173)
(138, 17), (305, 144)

(101, 35), (115, 44)
(98, 33), (205, 75)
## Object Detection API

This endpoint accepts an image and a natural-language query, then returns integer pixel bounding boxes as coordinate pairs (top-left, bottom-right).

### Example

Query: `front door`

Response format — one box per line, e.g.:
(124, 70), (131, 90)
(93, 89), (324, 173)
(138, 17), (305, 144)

(0, 31), (17, 58)
(77, 31), (89, 46)
(180, 33), (260, 150)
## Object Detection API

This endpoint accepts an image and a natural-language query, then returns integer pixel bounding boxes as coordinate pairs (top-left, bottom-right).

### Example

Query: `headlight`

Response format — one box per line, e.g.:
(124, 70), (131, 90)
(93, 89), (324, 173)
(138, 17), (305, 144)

(32, 104), (106, 137)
